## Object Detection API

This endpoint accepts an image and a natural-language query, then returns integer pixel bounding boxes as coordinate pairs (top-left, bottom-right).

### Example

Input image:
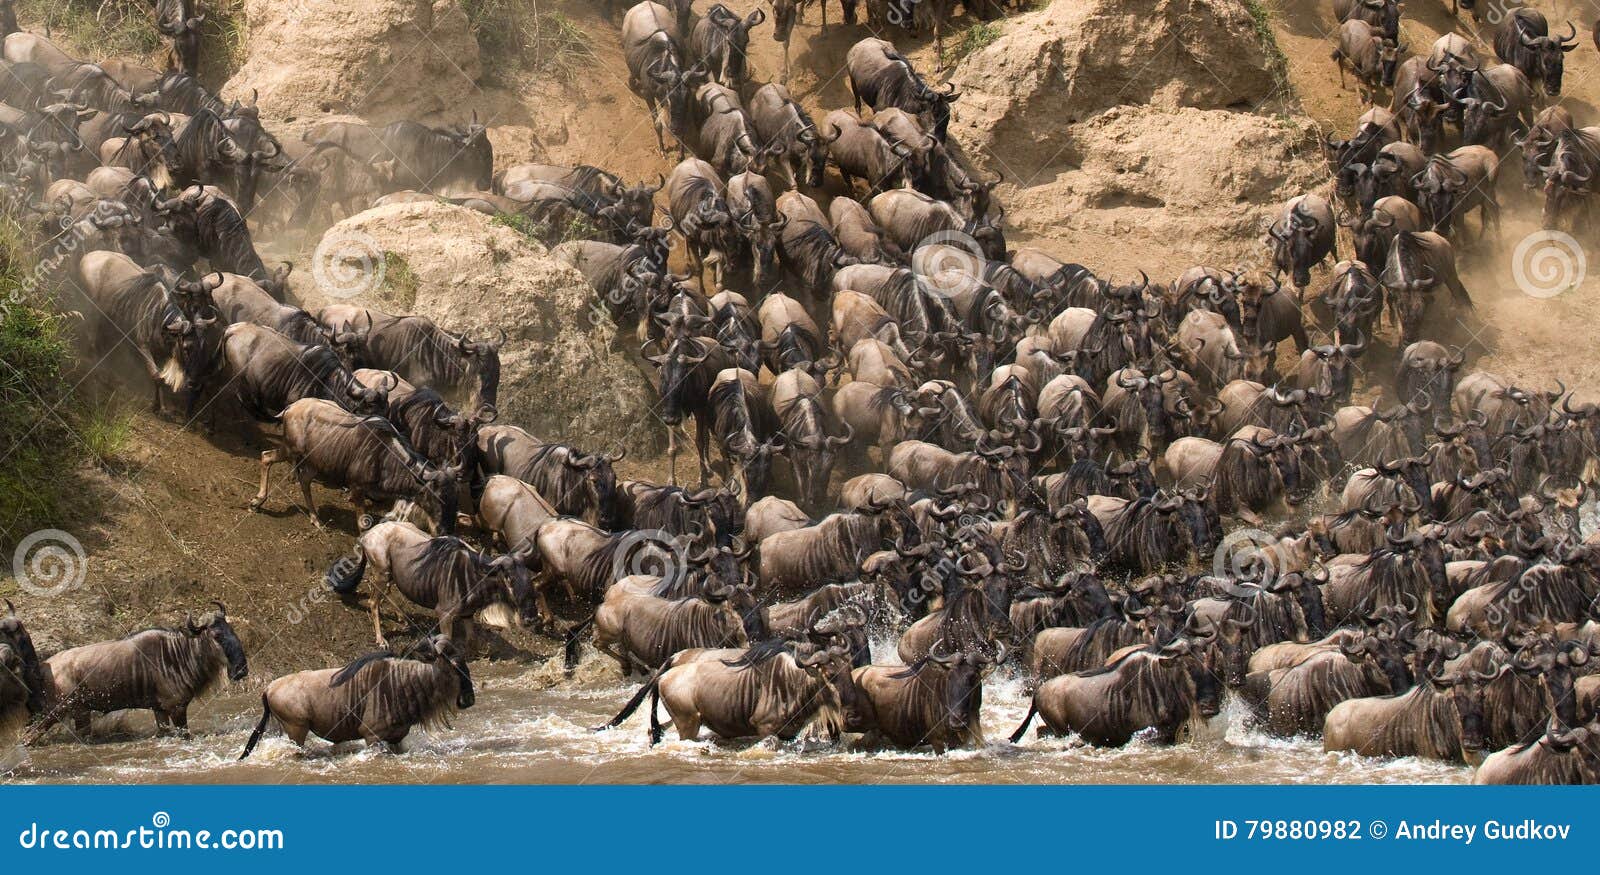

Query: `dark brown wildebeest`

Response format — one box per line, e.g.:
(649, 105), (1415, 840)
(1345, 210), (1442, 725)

(1264, 194), (1335, 293)
(1324, 640), (1498, 762)
(1379, 230), (1472, 346)
(1411, 147), (1499, 240)
(305, 114), (491, 194)
(354, 370), (495, 480)
(621, 1), (705, 155)
(776, 190), (856, 297)
(1473, 717), (1599, 784)
(315, 304), (502, 411)
(1245, 620), (1414, 737)
(154, 184), (291, 298)
(593, 575), (751, 673)
(1086, 491), (1219, 573)
(155, 0), (203, 75)
(1334, 0), (1400, 38)
(749, 83), (825, 189)
(327, 520), (538, 647)
(216, 323), (388, 423)
(1517, 106), (1582, 185)
(71, 250), (221, 415)
(1536, 129), (1600, 231)
(847, 38), (959, 141)
(887, 434), (1034, 512)
(497, 163), (662, 235)
(708, 368), (784, 499)
(1494, 8), (1578, 96)
(690, 3), (764, 89)
(252, 398), (460, 533)
(210, 272), (324, 346)
(1165, 426), (1308, 519)
(1331, 20), (1400, 100)
(611, 640), (851, 744)
(770, 367), (852, 508)
(25, 605), (247, 741)
(1011, 631), (1223, 747)
(1452, 371), (1551, 436)
(756, 503), (910, 593)
(1456, 64), (1535, 152)
(238, 635), (474, 757)
(667, 157), (739, 288)
(0, 602), (42, 737)
(475, 423), (623, 531)
(849, 649), (993, 752)
(1397, 341), (1465, 416)
(820, 109), (916, 196)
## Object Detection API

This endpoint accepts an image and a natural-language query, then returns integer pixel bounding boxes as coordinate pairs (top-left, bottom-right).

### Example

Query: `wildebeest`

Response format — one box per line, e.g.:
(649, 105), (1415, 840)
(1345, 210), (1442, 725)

(690, 4), (764, 88)
(820, 109), (916, 195)
(1332, 20), (1400, 99)
(610, 641), (851, 744)
(756, 505), (906, 592)
(749, 83), (826, 190)
(327, 520), (537, 647)
(0, 602), (42, 735)
(849, 649), (992, 751)
(1473, 718), (1599, 784)
(154, 184), (290, 297)
(1379, 230), (1472, 345)
(238, 636), (474, 757)
(622, 1), (706, 154)
(667, 157), (740, 287)
(315, 305), (502, 410)
(26, 605), (247, 741)
(1493, 9), (1578, 96)
(593, 575), (752, 673)
(1011, 631), (1223, 747)
(476, 424), (624, 531)
(870, 187), (1005, 262)
(216, 323), (388, 424)
(305, 115), (491, 194)
(847, 38), (959, 142)
(252, 398), (460, 533)
(71, 250), (221, 415)
(1265, 194), (1335, 292)
(155, 0), (204, 75)
(1411, 147), (1499, 240)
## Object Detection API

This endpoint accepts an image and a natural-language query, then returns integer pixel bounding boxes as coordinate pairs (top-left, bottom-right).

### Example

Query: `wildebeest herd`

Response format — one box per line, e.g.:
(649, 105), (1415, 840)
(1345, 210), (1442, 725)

(2, 0), (1600, 784)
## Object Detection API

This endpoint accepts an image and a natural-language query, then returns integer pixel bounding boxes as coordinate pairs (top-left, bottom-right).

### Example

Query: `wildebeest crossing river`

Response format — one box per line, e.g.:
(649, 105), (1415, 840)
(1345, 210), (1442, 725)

(5, 643), (1468, 784)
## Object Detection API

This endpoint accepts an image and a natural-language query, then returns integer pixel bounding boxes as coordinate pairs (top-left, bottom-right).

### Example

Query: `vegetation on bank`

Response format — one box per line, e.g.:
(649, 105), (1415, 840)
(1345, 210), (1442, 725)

(0, 213), (83, 547)
(460, 0), (595, 84)
(19, 0), (249, 87)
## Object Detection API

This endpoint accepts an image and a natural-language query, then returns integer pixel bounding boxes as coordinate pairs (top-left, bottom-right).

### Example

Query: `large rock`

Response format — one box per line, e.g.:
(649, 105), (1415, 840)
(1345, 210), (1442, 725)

(222, 0), (482, 124)
(1001, 106), (1325, 268)
(951, 0), (1280, 173)
(295, 202), (656, 451)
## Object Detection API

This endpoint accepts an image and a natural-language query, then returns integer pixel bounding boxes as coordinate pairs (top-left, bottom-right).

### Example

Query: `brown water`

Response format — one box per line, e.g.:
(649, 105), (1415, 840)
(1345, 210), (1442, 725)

(3, 638), (1471, 785)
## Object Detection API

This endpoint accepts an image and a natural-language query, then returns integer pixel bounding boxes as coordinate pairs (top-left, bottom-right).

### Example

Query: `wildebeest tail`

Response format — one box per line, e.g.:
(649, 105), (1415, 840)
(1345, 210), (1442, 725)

(563, 616), (595, 672)
(648, 680), (666, 746)
(592, 653), (675, 733)
(325, 547), (367, 594)
(1008, 697), (1039, 744)
(238, 694), (272, 760)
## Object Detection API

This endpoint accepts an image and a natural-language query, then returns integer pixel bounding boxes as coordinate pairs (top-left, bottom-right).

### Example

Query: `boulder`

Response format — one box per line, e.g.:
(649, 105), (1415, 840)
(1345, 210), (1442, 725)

(222, 0), (482, 124)
(950, 0), (1280, 173)
(1001, 106), (1326, 269)
(294, 202), (656, 451)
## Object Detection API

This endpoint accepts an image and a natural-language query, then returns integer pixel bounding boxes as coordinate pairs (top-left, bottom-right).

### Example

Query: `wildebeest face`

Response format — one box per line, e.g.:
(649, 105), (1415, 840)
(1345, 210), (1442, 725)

(567, 451), (622, 531)
(0, 602), (42, 713)
(1189, 655), (1224, 718)
(492, 554), (539, 629)
(1173, 493), (1218, 560)
(193, 606), (248, 682)
(771, 0), (797, 42)
(942, 654), (986, 741)
(424, 636), (475, 709)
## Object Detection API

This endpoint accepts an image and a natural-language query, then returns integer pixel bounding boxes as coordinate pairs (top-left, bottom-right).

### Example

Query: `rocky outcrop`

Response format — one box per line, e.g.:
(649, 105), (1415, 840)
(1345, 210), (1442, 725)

(295, 202), (656, 451)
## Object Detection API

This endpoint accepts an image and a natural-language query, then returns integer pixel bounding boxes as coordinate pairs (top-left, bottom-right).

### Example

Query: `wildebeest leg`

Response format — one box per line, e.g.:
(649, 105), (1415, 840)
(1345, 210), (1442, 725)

(251, 448), (288, 510)
(695, 415), (713, 486)
(293, 464), (322, 529)
(166, 705), (190, 738)
(369, 573), (392, 649)
(668, 425), (680, 485)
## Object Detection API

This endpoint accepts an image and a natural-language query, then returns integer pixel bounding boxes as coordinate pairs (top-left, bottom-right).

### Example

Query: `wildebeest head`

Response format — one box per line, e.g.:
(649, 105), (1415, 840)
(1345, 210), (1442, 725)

(1516, 16), (1578, 96)
(1174, 487), (1221, 559)
(0, 600), (42, 714)
(1456, 76), (1512, 148)
(1539, 131), (1594, 230)
(918, 81), (960, 142)
(188, 601), (248, 682)
(727, 430), (784, 500)
(645, 334), (714, 426)
(1264, 200), (1327, 288)
(735, 196), (789, 290)
(415, 634), (475, 709)
(563, 446), (625, 531)
(161, 301), (221, 406)
(455, 330), (504, 409)
(1410, 157), (1471, 234)
(485, 546), (540, 630)
(1158, 627), (1224, 719)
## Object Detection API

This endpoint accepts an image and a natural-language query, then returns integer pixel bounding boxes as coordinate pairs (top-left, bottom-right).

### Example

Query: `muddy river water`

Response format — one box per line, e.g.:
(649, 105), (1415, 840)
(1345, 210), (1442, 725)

(4, 638), (1471, 785)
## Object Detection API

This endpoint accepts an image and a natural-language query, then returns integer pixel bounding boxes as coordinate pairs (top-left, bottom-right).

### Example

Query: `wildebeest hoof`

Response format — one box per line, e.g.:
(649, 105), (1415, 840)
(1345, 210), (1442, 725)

(248, 498), (265, 512)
